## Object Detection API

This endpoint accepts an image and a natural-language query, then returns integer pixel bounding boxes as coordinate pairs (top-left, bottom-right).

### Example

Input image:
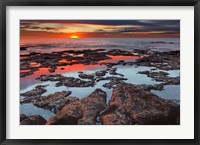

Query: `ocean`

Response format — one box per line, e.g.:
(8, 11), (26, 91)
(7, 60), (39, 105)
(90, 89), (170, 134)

(20, 38), (180, 54)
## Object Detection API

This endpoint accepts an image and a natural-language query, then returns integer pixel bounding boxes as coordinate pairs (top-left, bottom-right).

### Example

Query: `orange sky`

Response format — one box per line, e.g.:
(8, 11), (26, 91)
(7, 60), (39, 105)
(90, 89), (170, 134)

(20, 20), (180, 38)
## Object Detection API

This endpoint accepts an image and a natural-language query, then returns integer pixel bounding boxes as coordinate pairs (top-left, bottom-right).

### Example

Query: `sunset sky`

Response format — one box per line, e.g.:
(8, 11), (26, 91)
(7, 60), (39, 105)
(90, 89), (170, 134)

(20, 20), (180, 38)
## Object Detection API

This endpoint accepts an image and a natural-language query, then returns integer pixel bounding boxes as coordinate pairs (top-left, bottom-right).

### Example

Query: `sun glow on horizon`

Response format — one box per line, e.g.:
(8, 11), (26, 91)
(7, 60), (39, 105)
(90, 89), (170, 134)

(70, 35), (79, 38)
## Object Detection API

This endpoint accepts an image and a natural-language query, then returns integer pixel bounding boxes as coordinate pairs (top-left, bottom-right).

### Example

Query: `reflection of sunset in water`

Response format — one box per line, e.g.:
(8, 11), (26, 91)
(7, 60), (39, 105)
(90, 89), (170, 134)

(58, 59), (77, 63)
(20, 64), (106, 89)
(55, 64), (106, 73)
(99, 55), (143, 63)
(20, 55), (141, 79)
(30, 62), (41, 67)
(20, 55), (143, 89)
(20, 70), (31, 73)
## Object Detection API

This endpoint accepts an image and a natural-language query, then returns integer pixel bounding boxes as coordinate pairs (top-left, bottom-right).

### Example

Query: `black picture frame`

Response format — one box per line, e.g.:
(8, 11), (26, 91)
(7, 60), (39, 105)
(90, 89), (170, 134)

(0, 0), (199, 145)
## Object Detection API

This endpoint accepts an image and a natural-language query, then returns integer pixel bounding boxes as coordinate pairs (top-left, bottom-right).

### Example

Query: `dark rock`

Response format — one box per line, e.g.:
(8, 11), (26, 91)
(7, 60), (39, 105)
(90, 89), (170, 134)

(100, 83), (180, 125)
(133, 49), (150, 55)
(20, 95), (41, 104)
(107, 68), (123, 76)
(138, 70), (180, 85)
(20, 114), (28, 122)
(107, 49), (134, 56)
(20, 115), (47, 125)
(95, 70), (107, 77)
(137, 84), (164, 91)
(20, 85), (48, 104)
(34, 91), (78, 113)
(49, 66), (57, 73)
(36, 74), (65, 82)
(79, 73), (94, 79)
(150, 41), (167, 44)
(47, 89), (107, 125)
(30, 52), (40, 56)
(136, 51), (180, 70)
(36, 74), (95, 88)
(20, 46), (28, 50)
(97, 76), (127, 82)
(21, 85), (47, 97)
(20, 71), (34, 78)
(56, 77), (95, 87)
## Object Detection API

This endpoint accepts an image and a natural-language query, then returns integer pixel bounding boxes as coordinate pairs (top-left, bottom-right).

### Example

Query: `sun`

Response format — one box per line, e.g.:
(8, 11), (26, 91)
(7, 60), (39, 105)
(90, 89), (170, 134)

(70, 35), (79, 38)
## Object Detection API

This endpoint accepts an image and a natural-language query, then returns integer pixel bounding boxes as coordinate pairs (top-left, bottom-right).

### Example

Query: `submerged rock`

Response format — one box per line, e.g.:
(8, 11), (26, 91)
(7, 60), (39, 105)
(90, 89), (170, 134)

(47, 89), (107, 125)
(20, 115), (47, 125)
(100, 83), (180, 125)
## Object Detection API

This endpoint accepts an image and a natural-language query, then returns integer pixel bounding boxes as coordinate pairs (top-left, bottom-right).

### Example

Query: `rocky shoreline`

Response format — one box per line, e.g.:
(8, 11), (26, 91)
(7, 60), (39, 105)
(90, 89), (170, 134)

(20, 49), (180, 125)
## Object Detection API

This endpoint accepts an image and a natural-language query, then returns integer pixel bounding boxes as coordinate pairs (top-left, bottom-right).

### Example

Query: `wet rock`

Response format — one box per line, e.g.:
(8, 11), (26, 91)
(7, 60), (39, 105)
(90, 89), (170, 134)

(20, 114), (28, 122)
(100, 83), (180, 125)
(107, 49), (134, 56)
(34, 91), (79, 113)
(20, 71), (34, 78)
(103, 80), (126, 89)
(56, 77), (95, 87)
(97, 76), (127, 82)
(83, 50), (111, 62)
(20, 46), (28, 50)
(138, 70), (180, 85)
(20, 95), (41, 104)
(21, 85), (47, 97)
(138, 71), (168, 77)
(133, 49), (150, 55)
(20, 49), (140, 77)
(136, 51), (180, 70)
(137, 84), (164, 91)
(30, 52), (40, 56)
(95, 70), (107, 77)
(47, 89), (107, 125)
(20, 85), (48, 104)
(150, 41), (167, 44)
(20, 115), (47, 125)
(36, 74), (96, 88)
(107, 68), (124, 76)
(36, 74), (65, 82)
(79, 73), (94, 79)
(49, 66), (57, 73)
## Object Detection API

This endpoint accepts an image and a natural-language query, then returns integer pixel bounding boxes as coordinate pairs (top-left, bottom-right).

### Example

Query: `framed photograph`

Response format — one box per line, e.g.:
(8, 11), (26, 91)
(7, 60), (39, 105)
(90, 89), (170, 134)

(0, 0), (199, 144)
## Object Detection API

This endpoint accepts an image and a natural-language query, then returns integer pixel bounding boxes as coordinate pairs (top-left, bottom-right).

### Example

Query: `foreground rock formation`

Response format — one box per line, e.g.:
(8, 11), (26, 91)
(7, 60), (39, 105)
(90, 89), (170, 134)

(20, 114), (47, 125)
(100, 83), (180, 125)
(20, 49), (180, 125)
(47, 89), (107, 125)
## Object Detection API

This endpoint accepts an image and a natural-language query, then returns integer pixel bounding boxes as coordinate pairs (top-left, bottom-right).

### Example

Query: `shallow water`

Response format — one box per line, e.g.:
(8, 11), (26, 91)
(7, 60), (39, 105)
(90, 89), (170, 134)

(151, 85), (180, 100)
(20, 103), (54, 119)
(20, 64), (180, 105)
